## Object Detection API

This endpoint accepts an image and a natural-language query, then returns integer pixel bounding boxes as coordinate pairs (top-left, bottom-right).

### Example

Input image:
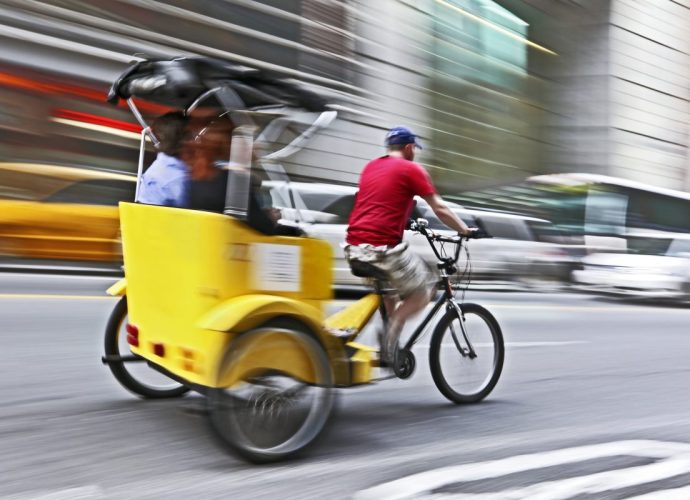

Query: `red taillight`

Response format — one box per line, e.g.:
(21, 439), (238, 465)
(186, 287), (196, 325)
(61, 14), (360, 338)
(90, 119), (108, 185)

(152, 343), (165, 357)
(126, 323), (139, 347)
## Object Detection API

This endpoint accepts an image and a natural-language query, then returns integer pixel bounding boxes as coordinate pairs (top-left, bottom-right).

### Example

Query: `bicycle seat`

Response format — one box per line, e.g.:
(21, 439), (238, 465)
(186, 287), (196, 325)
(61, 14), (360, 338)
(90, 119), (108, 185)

(349, 260), (388, 281)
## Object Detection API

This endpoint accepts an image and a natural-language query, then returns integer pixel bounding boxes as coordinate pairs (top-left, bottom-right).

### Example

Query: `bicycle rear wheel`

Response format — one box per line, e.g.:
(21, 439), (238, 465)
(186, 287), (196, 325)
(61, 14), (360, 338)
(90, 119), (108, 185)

(429, 303), (504, 404)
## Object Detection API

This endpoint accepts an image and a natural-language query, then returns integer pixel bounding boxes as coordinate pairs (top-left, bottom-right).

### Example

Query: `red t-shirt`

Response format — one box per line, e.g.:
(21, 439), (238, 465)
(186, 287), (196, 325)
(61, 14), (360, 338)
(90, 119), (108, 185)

(346, 155), (436, 246)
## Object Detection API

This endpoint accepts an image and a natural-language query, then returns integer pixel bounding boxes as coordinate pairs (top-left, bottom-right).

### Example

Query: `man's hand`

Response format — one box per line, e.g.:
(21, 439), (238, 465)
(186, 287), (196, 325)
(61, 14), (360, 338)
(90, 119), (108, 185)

(463, 226), (492, 239)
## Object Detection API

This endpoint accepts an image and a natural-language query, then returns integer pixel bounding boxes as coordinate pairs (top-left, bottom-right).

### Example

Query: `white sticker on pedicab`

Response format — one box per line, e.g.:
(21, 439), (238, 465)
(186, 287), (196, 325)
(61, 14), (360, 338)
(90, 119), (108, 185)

(251, 244), (301, 292)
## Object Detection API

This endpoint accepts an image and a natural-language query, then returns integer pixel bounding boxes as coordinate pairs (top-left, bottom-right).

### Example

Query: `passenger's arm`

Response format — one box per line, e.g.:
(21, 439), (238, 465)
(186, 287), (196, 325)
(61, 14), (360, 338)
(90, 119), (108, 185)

(422, 193), (472, 235)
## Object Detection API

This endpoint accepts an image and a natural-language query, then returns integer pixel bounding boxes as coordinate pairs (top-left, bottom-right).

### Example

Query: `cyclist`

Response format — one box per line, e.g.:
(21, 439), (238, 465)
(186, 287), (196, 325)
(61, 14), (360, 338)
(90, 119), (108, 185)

(344, 126), (474, 366)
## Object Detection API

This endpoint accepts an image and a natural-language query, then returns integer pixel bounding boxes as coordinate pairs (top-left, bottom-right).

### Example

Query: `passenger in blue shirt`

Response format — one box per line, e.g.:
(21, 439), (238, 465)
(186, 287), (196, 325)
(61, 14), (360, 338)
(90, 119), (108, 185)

(138, 112), (190, 207)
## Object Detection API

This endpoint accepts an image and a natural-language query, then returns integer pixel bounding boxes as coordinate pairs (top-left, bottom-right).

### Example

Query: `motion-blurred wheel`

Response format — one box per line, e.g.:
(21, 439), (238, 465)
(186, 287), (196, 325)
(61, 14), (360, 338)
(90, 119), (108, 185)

(208, 318), (334, 463)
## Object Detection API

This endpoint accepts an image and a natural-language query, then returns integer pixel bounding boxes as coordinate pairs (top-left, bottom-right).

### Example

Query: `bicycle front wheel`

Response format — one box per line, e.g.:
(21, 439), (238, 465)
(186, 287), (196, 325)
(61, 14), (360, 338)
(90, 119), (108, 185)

(429, 303), (504, 404)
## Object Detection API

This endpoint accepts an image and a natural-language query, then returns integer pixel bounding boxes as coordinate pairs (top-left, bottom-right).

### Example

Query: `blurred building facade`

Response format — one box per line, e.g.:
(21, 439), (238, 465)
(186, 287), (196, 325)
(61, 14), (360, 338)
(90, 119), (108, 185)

(0, 0), (689, 194)
(503, 0), (690, 191)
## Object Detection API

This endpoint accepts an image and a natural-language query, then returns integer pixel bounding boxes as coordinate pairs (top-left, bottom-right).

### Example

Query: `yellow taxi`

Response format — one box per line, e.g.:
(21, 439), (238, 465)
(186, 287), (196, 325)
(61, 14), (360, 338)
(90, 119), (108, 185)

(0, 162), (135, 261)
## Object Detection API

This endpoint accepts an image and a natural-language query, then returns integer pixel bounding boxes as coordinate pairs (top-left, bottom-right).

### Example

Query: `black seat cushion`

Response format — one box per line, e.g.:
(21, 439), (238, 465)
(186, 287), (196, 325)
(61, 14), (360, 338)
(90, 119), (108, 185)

(349, 260), (388, 281)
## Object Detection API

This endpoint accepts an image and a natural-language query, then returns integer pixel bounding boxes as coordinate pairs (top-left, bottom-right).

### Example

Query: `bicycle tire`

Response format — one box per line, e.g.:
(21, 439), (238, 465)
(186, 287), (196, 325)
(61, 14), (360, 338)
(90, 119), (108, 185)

(104, 296), (189, 399)
(429, 302), (504, 404)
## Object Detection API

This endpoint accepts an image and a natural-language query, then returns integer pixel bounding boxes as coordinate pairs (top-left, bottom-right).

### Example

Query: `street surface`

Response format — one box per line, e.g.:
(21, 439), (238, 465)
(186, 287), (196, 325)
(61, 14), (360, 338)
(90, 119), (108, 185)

(2, 273), (690, 499)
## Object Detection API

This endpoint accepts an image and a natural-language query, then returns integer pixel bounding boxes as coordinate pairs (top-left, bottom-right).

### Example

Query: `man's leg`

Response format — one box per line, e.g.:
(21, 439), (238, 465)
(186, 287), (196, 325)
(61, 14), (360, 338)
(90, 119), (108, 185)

(378, 244), (434, 364)
(382, 286), (433, 361)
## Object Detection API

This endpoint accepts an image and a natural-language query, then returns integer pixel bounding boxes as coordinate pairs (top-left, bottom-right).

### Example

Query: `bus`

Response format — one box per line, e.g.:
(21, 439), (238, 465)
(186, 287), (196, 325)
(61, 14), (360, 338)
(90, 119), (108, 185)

(451, 173), (690, 247)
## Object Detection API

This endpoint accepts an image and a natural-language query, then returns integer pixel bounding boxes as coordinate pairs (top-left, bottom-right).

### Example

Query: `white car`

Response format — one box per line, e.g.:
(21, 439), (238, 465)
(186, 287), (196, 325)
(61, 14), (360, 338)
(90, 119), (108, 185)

(572, 233), (690, 301)
(264, 181), (575, 287)
(412, 202), (576, 284)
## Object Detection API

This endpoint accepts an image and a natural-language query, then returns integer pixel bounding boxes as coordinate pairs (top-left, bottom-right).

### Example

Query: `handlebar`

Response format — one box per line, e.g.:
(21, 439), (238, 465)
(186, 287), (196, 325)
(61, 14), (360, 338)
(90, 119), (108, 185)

(407, 218), (492, 241)
(407, 217), (492, 271)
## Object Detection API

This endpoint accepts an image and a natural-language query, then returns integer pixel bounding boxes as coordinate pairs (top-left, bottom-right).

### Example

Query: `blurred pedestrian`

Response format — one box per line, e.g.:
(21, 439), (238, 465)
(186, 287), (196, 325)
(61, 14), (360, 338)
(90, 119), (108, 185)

(344, 126), (474, 367)
(138, 111), (190, 207)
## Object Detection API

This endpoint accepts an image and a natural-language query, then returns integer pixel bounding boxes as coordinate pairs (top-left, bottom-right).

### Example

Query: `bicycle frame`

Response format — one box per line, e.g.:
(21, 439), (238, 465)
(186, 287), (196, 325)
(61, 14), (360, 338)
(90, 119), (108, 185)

(401, 291), (448, 351)
(336, 223), (479, 358)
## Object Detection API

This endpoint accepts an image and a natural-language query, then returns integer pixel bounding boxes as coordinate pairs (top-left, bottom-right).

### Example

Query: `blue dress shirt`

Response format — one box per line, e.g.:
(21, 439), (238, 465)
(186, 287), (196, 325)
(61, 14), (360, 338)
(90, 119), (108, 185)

(137, 153), (190, 207)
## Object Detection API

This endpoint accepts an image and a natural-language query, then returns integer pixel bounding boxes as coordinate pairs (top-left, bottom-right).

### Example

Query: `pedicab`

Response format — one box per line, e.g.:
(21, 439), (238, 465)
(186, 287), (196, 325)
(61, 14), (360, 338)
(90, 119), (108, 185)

(101, 57), (504, 464)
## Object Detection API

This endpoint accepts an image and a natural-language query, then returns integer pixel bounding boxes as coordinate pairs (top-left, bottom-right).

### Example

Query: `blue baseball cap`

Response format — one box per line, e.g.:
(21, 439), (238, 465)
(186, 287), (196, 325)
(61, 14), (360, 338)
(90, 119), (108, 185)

(384, 126), (423, 149)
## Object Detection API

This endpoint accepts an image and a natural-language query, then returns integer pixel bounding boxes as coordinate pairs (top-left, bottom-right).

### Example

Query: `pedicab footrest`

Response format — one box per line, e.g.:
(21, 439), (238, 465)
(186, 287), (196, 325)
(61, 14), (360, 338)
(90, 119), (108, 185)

(345, 342), (378, 385)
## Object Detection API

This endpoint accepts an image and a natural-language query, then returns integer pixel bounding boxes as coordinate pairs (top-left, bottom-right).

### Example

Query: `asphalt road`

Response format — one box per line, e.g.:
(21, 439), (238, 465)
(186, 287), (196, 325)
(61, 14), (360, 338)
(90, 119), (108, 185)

(2, 273), (690, 499)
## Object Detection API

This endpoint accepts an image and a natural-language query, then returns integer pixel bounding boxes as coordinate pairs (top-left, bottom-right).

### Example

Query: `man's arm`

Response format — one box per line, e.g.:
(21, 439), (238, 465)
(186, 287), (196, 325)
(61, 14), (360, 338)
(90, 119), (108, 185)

(422, 193), (472, 235)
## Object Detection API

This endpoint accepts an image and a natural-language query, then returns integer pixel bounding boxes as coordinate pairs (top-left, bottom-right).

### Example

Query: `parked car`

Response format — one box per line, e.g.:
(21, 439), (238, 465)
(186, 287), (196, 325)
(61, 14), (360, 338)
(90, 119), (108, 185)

(264, 181), (575, 287)
(572, 233), (690, 302)
(0, 163), (136, 261)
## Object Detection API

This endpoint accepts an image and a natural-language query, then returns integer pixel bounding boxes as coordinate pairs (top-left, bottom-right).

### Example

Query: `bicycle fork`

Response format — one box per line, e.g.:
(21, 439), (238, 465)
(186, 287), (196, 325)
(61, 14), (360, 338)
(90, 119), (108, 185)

(448, 301), (477, 359)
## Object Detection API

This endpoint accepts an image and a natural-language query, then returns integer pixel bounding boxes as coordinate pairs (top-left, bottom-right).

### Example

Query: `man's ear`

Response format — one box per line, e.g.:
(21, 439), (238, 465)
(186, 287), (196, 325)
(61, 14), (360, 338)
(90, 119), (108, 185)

(403, 143), (415, 158)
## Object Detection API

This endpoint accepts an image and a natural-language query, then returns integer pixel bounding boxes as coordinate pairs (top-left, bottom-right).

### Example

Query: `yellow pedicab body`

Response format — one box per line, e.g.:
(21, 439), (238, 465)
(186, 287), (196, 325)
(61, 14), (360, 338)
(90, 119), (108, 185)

(119, 202), (342, 388)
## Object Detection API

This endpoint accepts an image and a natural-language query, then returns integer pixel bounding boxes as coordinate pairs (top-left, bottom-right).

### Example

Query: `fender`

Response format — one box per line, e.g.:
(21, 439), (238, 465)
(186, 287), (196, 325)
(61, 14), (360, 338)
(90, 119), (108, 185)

(106, 278), (127, 296)
(198, 294), (324, 334)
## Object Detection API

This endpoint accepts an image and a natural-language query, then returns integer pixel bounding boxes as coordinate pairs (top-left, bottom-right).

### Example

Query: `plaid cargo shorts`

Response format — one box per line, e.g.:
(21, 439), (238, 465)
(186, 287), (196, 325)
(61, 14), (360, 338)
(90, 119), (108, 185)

(344, 242), (433, 299)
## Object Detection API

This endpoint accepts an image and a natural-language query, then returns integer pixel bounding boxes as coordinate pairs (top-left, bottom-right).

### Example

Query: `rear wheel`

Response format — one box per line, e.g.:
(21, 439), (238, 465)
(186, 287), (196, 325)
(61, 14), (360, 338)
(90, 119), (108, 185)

(208, 318), (334, 463)
(429, 303), (504, 404)
(104, 296), (189, 399)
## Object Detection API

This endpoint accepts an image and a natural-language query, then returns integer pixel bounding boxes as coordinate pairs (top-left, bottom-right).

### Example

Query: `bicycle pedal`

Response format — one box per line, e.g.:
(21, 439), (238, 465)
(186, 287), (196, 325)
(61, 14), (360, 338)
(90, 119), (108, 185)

(325, 327), (358, 339)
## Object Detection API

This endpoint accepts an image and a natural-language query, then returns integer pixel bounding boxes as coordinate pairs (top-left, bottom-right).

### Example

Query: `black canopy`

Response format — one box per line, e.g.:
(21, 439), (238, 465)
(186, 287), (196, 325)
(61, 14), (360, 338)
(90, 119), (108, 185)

(107, 57), (328, 112)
